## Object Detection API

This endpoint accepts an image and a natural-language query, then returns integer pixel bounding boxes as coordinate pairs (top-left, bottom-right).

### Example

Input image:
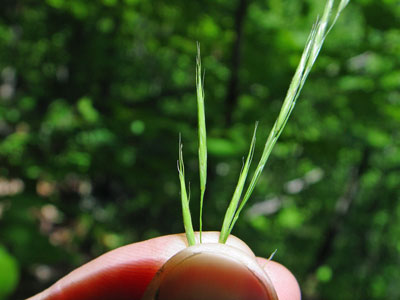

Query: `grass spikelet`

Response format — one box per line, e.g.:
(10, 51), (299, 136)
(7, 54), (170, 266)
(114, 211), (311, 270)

(177, 135), (196, 246)
(196, 43), (207, 243)
(218, 0), (349, 243)
(177, 0), (349, 246)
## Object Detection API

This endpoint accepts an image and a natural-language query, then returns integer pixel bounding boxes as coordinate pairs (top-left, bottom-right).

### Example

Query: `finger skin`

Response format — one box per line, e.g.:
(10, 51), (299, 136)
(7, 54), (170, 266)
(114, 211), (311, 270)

(28, 232), (300, 300)
(142, 243), (279, 300)
(257, 258), (301, 300)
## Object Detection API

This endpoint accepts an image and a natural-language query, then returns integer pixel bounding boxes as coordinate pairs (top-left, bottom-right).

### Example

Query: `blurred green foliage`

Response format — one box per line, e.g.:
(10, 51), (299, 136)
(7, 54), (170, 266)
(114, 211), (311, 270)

(0, 246), (19, 299)
(0, 0), (399, 299)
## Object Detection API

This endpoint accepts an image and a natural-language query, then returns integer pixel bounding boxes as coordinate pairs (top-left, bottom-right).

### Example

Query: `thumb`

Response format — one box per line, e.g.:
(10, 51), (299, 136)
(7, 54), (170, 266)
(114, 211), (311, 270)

(142, 242), (279, 300)
(28, 232), (300, 300)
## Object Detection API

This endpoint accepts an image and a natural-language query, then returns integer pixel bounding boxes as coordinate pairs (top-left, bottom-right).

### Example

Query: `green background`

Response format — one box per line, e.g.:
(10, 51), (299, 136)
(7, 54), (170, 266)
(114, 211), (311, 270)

(1, 0), (399, 299)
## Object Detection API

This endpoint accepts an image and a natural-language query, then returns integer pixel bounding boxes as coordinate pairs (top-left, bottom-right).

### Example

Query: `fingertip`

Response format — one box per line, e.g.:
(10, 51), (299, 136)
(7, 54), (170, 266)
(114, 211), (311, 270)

(142, 243), (278, 300)
(257, 258), (301, 300)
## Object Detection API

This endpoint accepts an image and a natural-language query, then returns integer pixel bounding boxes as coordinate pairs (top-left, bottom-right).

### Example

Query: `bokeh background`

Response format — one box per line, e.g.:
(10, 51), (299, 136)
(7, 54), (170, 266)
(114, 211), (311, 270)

(1, 0), (399, 299)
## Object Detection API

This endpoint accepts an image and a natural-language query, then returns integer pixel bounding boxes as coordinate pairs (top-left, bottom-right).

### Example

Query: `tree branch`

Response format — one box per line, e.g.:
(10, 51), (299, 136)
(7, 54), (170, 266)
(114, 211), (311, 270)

(308, 147), (370, 273)
(224, 0), (250, 127)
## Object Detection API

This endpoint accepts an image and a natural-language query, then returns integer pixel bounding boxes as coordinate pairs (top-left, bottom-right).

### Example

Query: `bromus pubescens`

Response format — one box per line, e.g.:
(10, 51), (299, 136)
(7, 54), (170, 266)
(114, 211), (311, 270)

(181, 0), (349, 245)
(143, 1), (349, 299)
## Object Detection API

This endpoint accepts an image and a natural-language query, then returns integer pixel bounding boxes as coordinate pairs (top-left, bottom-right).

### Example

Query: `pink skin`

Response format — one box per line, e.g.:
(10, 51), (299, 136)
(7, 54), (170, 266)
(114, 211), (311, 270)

(28, 232), (301, 300)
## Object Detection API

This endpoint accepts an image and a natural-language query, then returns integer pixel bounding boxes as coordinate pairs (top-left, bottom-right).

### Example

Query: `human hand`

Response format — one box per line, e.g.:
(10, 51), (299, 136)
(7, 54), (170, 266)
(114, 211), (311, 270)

(28, 232), (300, 300)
